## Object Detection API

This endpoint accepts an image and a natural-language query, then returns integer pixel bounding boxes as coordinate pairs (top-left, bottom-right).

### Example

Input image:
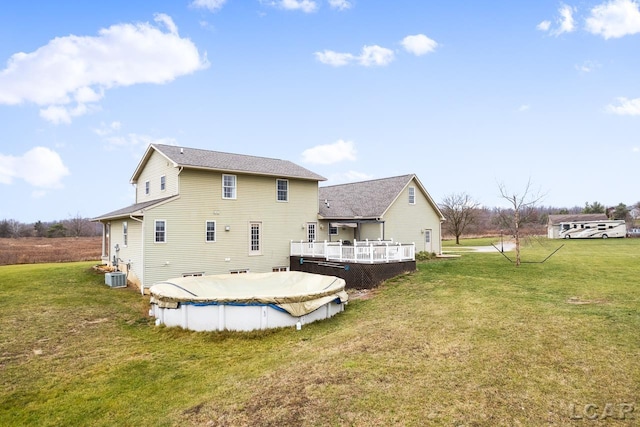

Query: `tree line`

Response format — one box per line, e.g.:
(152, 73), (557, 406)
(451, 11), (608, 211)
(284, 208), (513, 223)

(0, 214), (102, 238)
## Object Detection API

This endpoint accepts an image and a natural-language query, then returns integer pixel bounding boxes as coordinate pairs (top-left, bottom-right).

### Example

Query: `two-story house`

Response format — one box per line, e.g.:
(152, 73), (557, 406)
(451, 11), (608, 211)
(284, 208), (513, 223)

(94, 144), (326, 292)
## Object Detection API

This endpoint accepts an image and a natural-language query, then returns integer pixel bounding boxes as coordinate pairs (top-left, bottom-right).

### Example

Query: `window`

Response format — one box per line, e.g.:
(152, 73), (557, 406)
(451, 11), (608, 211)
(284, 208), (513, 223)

(145, 181), (150, 195)
(182, 272), (204, 277)
(307, 223), (316, 242)
(249, 222), (261, 255)
(408, 187), (416, 205)
(329, 225), (338, 235)
(222, 174), (237, 199)
(155, 220), (166, 243)
(206, 221), (216, 242)
(272, 266), (289, 272)
(122, 221), (128, 247)
(276, 179), (288, 202)
(230, 269), (249, 274)
(160, 175), (166, 191)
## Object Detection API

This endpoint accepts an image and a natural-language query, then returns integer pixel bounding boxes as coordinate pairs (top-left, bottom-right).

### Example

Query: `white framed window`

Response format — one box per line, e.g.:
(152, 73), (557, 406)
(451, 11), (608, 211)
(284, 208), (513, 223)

(230, 269), (249, 274)
(329, 225), (338, 236)
(249, 221), (262, 255)
(155, 220), (166, 243)
(222, 174), (237, 199)
(276, 179), (288, 202)
(122, 221), (128, 247)
(205, 221), (216, 242)
(182, 272), (204, 277)
(408, 187), (416, 205)
(272, 266), (289, 272)
(160, 175), (166, 191)
(145, 181), (150, 195)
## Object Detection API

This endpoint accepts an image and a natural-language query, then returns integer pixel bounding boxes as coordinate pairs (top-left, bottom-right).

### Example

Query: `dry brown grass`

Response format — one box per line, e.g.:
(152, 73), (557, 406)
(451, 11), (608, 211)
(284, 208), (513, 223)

(0, 237), (101, 265)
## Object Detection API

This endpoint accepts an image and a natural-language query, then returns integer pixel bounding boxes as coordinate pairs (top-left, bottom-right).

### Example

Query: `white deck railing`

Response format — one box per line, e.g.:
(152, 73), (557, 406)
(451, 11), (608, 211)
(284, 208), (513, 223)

(290, 239), (415, 263)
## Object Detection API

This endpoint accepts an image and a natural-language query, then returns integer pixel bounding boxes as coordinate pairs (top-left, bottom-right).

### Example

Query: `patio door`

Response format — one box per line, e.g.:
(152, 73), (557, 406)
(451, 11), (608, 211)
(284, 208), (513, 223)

(307, 222), (317, 242)
(424, 229), (432, 253)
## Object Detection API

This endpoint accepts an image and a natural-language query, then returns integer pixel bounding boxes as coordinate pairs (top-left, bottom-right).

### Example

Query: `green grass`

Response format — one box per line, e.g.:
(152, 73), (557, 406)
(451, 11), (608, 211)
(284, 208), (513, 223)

(1, 239), (639, 426)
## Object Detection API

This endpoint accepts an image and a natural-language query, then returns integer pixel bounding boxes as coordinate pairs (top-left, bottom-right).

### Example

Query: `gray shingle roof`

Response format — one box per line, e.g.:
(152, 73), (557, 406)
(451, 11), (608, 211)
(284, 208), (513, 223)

(149, 144), (326, 182)
(93, 196), (176, 221)
(319, 174), (415, 219)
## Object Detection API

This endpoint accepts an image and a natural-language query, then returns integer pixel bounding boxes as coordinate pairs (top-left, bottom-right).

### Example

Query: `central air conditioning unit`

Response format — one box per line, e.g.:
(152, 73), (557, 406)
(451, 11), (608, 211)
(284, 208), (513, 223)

(105, 272), (127, 288)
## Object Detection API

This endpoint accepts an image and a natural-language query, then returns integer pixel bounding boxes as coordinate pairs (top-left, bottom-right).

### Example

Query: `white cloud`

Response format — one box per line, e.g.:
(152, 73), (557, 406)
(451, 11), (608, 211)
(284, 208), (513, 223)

(190, 0), (227, 12)
(358, 45), (395, 66)
(301, 140), (357, 164)
(575, 60), (601, 72)
(315, 45), (394, 67)
(606, 97), (640, 115)
(328, 0), (352, 10)
(539, 4), (576, 36)
(537, 20), (552, 31)
(633, 146), (640, 152)
(518, 104), (530, 112)
(93, 121), (122, 137)
(314, 50), (355, 66)
(555, 4), (577, 35)
(272, 0), (318, 13)
(401, 34), (438, 56)
(585, 0), (640, 38)
(0, 14), (208, 124)
(0, 147), (70, 189)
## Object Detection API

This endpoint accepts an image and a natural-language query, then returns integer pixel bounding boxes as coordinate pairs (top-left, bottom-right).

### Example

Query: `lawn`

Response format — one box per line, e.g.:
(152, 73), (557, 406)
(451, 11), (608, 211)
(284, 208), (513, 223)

(1, 238), (639, 426)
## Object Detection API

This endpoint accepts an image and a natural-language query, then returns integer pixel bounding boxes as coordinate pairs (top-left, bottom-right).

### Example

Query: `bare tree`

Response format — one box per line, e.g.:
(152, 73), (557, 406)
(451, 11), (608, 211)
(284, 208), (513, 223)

(497, 179), (545, 266)
(65, 212), (90, 237)
(440, 192), (480, 244)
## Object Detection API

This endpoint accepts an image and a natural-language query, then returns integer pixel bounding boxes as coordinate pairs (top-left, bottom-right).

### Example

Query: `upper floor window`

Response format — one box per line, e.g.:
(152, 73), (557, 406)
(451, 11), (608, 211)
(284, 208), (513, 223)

(160, 175), (166, 191)
(329, 225), (338, 236)
(206, 221), (216, 242)
(155, 220), (166, 243)
(276, 179), (288, 202)
(145, 181), (150, 195)
(122, 221), (128, 246)
(408, 187), (416, 205)
(223, 174), (237, 199)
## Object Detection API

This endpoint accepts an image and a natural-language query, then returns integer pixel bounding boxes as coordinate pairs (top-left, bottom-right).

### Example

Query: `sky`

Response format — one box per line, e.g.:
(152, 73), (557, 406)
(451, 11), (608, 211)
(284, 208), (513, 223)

(0, 0), (639, 223)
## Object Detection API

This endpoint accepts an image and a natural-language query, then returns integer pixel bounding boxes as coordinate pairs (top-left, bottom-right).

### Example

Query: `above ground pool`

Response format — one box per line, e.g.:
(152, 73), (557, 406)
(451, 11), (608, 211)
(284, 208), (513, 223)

(149, 271), (348, 331)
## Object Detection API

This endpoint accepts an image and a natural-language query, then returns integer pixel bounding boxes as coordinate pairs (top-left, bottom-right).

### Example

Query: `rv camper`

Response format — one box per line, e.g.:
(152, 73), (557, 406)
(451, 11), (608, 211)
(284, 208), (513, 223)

(558, 220), (627, 239)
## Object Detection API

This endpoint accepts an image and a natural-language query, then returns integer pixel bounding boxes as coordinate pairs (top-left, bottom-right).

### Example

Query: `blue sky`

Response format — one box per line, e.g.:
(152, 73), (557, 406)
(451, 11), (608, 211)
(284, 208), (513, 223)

(1, 0), (639, 223)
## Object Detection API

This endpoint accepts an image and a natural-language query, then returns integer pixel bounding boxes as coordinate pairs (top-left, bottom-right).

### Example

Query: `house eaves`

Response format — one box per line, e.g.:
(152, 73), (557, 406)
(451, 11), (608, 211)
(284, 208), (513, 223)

(92, 195), (177, 222)
(131, 144), (326, 184)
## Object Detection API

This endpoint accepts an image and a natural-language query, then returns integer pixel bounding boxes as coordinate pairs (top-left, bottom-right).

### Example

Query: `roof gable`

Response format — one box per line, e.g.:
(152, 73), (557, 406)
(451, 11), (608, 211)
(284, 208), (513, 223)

(131, 144), (326, 183)
(319, 174), (444, 220)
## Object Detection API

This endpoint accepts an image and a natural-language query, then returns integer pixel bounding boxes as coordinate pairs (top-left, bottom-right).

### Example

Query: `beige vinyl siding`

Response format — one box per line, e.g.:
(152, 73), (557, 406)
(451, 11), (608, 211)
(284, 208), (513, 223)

(108, 219), (144, 288)
(383, 179), (442, 254)
(141, 169), (319, 287)
(135, 150), (179, 202)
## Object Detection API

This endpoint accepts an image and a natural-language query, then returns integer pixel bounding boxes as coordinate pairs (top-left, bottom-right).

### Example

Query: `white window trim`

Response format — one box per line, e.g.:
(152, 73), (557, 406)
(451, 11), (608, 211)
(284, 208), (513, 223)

(408, 186), (416, 205)
(222, 174), (237, 200)
(205, 220), (216, 243)
(329, 225), (338, 236)
(122, 221), (128, 247)
(249, 221), (262, 256)
(160, 175), (166, 192)
(155, 220), (167, 243)
(276, 178), (289, 202)
(307, 222), (317, 242)
(145, 180), (150, 195)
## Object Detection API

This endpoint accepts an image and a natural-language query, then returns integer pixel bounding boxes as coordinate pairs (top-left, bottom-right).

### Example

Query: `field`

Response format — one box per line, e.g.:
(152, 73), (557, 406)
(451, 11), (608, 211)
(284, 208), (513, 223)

(1, 238), (639, 425)
(0, 237), (101, 265)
